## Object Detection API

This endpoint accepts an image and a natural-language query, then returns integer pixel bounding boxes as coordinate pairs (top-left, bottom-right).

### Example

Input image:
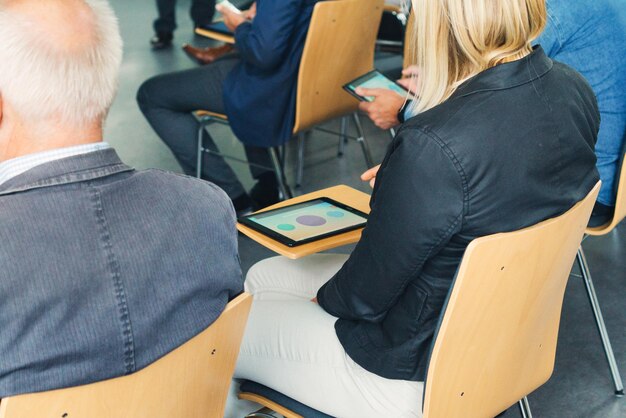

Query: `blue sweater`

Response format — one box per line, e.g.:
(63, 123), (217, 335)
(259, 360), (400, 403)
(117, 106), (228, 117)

(537, 0), (626, 205)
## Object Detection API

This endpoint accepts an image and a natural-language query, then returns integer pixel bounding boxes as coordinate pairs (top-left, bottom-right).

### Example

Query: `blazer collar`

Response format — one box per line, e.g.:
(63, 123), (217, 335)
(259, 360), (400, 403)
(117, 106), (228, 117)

(0, 148), (134, 196)
(452, 46), (553, 99)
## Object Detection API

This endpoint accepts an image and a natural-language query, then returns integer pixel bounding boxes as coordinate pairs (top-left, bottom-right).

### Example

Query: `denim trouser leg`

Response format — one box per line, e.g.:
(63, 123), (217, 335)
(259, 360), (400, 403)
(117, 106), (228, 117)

(595, 112), (626, 206)
(153, 0), (177, 34)
(154, 0), (216, 33)
(137, 56), (249, 199)
(190, 0), (216, 27)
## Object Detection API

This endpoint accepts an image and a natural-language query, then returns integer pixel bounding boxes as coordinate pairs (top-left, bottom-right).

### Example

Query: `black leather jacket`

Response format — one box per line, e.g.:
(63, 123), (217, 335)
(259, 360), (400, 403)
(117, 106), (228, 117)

(317, 47), (600, 381)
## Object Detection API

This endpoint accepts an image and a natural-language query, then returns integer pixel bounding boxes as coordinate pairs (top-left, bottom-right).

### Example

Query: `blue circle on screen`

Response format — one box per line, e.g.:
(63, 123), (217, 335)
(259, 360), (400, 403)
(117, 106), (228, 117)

(277, 224), (296, 231)
(327, 211), (345, 218)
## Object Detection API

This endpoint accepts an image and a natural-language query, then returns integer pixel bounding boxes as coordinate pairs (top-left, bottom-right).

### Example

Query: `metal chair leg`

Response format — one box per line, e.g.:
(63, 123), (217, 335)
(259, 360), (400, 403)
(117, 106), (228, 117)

(269, 147), (292, 200)
(338, 116), (349, 157)
(196, 120), (207, 179)
(518, 396), (532, 418)
(245, 408), (277, 418)
(576, 246), (625, 396)
(352, 112), (374, 168)
(296, 133), (305, 188)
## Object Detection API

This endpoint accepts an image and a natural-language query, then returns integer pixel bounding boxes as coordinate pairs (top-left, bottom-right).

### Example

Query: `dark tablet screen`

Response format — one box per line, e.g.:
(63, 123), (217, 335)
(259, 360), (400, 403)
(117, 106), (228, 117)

(238, 198), (368, 247)
(344, 70), (409, 102)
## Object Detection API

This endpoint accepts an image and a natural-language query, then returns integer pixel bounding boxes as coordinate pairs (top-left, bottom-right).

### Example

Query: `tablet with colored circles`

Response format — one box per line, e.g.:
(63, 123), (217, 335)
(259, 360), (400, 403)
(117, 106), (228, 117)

(238, 198), (369, 247)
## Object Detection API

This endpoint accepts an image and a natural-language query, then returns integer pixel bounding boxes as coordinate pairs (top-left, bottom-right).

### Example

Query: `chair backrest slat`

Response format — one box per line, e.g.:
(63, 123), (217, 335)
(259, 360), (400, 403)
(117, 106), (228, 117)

(0, 293), (252, 418)
(293, 0), (384, 134)
(423, 184), (600, 418)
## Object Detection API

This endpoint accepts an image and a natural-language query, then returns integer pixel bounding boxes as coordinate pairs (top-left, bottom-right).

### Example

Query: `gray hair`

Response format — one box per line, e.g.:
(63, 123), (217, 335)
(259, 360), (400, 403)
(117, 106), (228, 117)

(0, 0), (123, 126)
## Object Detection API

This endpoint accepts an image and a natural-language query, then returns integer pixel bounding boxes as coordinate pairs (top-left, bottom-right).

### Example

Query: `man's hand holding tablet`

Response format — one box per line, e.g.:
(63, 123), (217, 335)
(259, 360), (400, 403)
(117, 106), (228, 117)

(216, 0), (247, 31)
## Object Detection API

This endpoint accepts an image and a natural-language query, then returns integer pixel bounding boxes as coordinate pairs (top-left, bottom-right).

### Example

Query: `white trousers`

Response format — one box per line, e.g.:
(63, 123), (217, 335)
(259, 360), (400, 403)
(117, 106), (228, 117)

(226, 254), (423, 418)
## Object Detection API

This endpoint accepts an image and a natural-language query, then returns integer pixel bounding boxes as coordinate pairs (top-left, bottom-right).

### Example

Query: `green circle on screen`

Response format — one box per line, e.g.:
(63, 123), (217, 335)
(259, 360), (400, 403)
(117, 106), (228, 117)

(277, 224), (296, 231)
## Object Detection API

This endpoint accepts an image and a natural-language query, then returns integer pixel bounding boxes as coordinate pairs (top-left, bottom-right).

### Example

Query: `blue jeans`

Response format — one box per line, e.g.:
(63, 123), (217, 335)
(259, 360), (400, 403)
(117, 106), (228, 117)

(538, 0), (626, 206)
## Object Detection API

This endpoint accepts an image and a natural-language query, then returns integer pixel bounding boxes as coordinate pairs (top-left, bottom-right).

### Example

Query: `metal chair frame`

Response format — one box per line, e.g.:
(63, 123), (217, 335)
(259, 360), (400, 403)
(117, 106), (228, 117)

(573, 151), (626, 396)
(295, 113), (374, 187)
(575, 244), (624, 396)
(196, 113), (293, 199)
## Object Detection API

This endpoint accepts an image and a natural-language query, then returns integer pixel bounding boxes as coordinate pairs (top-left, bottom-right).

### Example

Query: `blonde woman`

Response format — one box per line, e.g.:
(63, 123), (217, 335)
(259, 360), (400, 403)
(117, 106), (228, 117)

(229, 0), (600, 416)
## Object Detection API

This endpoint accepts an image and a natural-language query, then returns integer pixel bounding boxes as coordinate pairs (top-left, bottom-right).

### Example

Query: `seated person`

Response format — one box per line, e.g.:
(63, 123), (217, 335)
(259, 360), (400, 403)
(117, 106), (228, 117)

(138, 0), (321, 214)
(360, 0), (626, 227)
(0, 0), (242, 397)
(538, 0), (626, 225)
(230, 0), (600, 416)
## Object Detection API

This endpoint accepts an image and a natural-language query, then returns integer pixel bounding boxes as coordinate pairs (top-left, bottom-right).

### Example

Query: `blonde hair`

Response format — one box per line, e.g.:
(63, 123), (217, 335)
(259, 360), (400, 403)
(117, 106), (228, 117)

(407, 0), (546, 115)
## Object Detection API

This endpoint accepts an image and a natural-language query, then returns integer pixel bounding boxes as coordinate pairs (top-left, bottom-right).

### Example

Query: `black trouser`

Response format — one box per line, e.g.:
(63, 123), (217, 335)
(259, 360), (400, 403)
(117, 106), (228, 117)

(153, 0), (216, 34)
(137, 54), (272, 199)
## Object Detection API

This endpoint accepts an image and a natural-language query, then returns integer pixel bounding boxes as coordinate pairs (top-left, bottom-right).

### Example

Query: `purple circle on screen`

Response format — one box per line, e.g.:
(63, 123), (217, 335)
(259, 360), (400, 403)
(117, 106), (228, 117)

(296, 215), (327, 227)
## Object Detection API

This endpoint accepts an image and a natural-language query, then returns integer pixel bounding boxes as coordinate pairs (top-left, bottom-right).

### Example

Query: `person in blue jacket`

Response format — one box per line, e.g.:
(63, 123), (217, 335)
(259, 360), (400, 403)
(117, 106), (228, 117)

(138, 0), (320, 213)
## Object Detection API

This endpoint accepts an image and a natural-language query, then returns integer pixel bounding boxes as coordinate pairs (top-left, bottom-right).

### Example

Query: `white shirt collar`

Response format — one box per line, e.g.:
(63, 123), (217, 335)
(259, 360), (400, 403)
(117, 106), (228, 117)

(0, 142), (111, 186)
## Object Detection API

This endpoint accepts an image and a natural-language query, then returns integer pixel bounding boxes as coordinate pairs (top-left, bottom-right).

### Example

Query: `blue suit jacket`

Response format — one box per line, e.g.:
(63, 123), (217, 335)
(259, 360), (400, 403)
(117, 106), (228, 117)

(223, 0), (320, 148)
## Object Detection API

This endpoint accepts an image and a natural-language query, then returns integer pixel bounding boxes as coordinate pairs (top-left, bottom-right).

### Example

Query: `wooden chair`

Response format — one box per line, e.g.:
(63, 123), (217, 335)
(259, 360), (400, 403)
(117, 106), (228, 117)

(0, 293), (253, 418)
(196, 0), (384, 195)
(403, 11), (415, 69)
(575, 152), (626, 396)
(238, 183), (601, 417)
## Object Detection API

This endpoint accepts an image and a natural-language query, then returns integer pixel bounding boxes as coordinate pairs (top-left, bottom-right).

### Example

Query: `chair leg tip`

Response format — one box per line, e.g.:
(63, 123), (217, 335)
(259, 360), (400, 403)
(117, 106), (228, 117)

(615, 389), (624, 397)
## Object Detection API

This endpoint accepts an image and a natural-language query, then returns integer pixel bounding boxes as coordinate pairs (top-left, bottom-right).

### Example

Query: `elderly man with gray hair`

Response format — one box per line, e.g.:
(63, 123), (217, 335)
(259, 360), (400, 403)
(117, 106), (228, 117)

(0, 0), (242, 397)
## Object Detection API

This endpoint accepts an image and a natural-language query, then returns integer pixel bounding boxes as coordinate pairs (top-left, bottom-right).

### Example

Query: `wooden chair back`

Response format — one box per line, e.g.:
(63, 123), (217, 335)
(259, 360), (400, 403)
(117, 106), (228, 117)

(403, 11), (415, 68)
(0, 293), (253, 418)
(293, 0), (384, 134)
(423, 183), (601, 418)
(587, 152), (626, 235)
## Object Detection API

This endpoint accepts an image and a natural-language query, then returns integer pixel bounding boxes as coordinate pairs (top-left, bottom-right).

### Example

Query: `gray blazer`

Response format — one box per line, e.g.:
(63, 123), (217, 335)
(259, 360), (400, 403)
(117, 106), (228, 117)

(0, 149), (243, 397)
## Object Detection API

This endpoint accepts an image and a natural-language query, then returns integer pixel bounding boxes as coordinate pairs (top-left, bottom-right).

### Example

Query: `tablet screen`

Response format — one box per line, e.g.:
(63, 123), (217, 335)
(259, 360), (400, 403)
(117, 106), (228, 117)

(345, 70), (408, 102)
(240, 198), (368, 246)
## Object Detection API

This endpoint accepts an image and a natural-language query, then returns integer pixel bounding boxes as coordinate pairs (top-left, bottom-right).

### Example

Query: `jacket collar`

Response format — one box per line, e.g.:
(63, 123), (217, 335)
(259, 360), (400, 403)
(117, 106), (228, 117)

(452, 46), (553, 99)
(0, 148), (134, 196)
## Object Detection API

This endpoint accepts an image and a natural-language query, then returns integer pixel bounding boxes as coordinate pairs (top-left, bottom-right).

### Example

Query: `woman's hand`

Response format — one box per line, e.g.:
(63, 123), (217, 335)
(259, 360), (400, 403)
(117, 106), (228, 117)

(355, 88), (405, 130)
(397, 65), (421, 96)
(361, 164), (381, 188)
(217, 3), (247, 31)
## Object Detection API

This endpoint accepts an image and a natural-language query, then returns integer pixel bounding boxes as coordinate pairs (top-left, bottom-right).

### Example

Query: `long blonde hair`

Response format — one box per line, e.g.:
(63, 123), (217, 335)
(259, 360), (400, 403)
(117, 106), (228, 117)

(407, 0), (546, 114)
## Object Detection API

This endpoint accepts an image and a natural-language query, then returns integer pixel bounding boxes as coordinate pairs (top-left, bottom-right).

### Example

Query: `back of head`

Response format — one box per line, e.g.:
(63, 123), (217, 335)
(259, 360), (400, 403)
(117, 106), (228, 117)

(408, 0), (546, 114)
(0, 0), (123, 128)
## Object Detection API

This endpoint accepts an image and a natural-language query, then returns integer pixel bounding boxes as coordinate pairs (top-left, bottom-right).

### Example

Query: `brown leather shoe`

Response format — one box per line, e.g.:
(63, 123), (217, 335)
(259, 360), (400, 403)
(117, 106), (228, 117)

(181, 43), (235, 65)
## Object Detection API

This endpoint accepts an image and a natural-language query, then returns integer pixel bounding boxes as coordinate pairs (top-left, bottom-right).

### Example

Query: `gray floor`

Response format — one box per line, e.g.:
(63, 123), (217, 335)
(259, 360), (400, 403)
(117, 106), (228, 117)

(107, 1), (625, 416)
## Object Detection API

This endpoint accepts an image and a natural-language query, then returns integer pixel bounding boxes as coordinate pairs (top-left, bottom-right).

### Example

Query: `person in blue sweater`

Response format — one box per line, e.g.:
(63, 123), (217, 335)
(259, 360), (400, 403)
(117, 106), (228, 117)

(138, 0), (320, 213)
(537, 0), (626, 225)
